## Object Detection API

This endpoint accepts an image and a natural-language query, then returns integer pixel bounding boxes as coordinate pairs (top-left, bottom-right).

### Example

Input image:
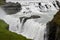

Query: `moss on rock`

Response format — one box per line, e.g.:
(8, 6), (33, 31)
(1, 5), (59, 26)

(52, 10), (60, 25)
(47, 10), (60, 40)
(52, 10), (60, 40)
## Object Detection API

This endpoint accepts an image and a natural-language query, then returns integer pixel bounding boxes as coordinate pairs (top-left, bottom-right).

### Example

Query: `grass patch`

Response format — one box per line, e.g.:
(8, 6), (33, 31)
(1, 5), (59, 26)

(0, 19), (32, 40)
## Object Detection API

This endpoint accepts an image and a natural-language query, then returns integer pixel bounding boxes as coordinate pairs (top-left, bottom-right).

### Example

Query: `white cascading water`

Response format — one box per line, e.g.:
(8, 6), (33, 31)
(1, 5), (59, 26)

(0, 1), (59, 40)
(0, 7), (7, 19)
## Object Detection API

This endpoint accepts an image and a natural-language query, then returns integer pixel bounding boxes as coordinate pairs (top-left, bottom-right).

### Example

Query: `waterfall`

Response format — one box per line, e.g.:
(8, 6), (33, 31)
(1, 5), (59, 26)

(0, 7), (7, 19)
(18, 10), (58, 40)
(0, 1), (59, 40)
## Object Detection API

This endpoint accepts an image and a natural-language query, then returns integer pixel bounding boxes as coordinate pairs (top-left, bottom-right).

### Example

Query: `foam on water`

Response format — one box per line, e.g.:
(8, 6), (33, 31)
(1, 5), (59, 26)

(0, 1), (58, 40)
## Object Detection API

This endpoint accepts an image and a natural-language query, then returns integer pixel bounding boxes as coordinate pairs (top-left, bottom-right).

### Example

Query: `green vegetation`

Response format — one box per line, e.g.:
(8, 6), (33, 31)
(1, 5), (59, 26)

(0, 0), (6, 5)
(52, 10), (60, 25)
(0, 19), (32, 40)
(51, 10), (60, 40)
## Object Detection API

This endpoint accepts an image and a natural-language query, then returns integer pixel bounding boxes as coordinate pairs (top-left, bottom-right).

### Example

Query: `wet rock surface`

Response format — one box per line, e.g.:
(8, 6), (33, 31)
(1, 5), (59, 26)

(20, 15), (40, 26)
(46, 10), (60, 40)
(2, 2), (22, 15)
(56, 0), (60, 9)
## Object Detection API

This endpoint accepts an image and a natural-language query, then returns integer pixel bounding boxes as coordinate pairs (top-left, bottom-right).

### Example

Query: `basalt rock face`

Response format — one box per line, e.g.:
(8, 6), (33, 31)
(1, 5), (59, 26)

(46, 22), (57, 40)
(46, 10), (60, 40)
(2, 2), (22, 15)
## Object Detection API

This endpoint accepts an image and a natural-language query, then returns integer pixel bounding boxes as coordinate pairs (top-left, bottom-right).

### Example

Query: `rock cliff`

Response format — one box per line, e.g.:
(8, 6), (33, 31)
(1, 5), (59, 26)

(46, 10), (60, 40)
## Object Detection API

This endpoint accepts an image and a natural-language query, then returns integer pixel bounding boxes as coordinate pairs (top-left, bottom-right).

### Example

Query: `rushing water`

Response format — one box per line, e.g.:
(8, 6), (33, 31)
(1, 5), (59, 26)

(0, 7), (58, 40)
(0, 2), (58, 40)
